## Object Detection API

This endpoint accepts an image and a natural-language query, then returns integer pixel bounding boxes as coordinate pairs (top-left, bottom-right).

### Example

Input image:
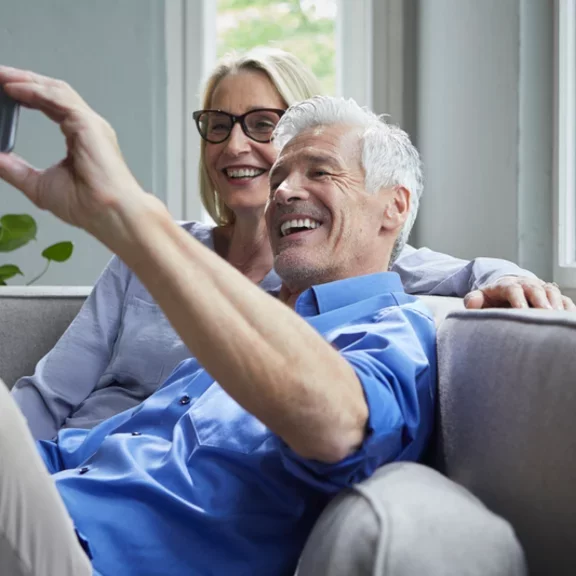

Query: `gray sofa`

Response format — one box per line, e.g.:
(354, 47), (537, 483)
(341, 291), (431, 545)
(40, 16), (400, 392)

(1, 287), (575, 575)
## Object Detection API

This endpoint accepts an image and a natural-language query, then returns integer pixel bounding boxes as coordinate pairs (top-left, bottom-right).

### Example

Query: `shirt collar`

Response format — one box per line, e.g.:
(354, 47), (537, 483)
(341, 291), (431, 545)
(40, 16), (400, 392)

(294, 272), (404, 316)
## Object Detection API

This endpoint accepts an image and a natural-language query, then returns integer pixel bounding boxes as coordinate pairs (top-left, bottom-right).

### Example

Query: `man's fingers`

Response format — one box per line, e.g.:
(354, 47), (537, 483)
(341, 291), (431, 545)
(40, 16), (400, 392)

(0, 67), (88, 125)
(3, 81), (85, 125)
(3, 82), (67, 124)
(0, 65), (35, 83)
(0, 65), (72, 91)
(0, 153), (41, 205)
(524, 284), (554, 310)
(464, 290), (485, 309)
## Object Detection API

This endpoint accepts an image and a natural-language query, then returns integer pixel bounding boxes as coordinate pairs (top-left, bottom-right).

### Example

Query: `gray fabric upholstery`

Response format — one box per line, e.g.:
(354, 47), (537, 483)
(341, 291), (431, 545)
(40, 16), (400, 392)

(0, 287), (90, 388)
(298, 462), (526, 576)
(5, 288), (572, 575)
(436, 308), (576, 576)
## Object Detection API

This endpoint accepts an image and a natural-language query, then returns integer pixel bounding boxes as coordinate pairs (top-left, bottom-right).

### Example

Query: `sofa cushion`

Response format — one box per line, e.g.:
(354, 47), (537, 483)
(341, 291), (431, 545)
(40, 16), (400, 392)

(436, 308), (576, 576)
(0, 287), (91, 388)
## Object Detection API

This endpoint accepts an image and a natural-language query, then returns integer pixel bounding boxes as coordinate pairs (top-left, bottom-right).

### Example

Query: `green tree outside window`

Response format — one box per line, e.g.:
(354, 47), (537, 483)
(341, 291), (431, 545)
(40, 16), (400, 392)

(217, 0), (337, 95)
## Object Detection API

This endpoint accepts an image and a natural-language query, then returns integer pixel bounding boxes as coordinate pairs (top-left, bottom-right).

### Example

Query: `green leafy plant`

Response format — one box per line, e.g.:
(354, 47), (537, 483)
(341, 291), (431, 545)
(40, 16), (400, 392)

(0, 214), (74, 285)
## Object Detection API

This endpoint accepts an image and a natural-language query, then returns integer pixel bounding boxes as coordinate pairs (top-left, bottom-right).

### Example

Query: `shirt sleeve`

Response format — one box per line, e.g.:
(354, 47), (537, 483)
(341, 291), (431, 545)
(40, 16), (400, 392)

(277, 306), (436, 494)
(11, 256), (129, 441)
(392, 245), (537, 296)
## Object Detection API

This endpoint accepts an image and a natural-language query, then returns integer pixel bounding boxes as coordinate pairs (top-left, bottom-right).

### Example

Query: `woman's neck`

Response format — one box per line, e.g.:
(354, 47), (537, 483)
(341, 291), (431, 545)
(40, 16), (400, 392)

(213, 217), (274, 284)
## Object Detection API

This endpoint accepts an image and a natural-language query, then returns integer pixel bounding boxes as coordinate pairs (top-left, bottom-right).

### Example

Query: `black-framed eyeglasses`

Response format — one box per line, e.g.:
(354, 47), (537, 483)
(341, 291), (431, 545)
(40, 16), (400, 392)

(193, 108), (285, 144)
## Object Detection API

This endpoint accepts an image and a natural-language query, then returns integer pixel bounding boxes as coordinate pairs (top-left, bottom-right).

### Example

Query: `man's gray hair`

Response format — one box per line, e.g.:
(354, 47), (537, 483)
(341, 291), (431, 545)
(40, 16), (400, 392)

(272, 96), (423, 264)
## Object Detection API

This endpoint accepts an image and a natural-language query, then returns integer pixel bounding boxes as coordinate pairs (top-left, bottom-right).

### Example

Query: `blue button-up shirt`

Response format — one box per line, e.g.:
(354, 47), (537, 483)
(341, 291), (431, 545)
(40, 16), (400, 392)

(37, 272), (436, 576)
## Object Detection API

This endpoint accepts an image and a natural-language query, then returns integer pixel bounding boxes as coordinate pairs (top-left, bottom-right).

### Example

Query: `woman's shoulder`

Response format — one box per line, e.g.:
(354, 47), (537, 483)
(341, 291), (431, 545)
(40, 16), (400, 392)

(177, 220), (216, 248)
(97, 220), (216, 287)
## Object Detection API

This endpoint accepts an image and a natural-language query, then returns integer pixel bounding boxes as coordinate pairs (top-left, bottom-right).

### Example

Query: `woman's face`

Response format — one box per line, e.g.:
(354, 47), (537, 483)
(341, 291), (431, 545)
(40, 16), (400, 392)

(204, 70), (287, 220)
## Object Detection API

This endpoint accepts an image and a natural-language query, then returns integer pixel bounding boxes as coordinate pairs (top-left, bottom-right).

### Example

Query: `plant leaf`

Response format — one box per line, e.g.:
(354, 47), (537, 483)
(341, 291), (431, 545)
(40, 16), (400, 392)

(0, 279), (6, 286)
(0, 214), (38, 252)
(41, 241), (74, 262)
(0, 264), (23, 281)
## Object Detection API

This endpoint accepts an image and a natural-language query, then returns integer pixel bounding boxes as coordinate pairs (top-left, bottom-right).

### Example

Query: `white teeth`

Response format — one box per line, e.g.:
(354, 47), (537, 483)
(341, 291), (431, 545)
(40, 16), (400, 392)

(225, 168), (264, 178)
(280, 218), (321, 237)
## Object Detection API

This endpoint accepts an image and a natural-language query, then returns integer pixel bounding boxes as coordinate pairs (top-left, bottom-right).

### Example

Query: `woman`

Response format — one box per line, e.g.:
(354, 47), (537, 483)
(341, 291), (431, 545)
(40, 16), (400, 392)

(11, 47), (541, 440)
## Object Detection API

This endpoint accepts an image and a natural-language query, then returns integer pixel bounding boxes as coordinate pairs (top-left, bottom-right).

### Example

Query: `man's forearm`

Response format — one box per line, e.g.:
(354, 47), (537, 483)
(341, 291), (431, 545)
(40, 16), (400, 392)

(97, 195), (367, 462)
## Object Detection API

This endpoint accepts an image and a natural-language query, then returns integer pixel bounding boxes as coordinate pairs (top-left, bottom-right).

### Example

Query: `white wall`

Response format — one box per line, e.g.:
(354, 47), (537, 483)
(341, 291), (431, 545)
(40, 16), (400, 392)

(0, 0), (167, 285)
(1, 0), (555, 284)
(412, 0), (554, 279)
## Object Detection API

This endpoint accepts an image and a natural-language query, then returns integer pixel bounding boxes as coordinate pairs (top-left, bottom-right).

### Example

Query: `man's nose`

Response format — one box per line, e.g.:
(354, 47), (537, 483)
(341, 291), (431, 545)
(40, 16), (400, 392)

(272, 176), (310, 205)
(223, 123), (251, 155)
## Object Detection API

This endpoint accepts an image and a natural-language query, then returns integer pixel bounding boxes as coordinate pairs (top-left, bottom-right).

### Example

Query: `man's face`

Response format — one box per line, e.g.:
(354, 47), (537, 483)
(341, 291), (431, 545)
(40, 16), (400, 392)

(266, 124), (393, 290)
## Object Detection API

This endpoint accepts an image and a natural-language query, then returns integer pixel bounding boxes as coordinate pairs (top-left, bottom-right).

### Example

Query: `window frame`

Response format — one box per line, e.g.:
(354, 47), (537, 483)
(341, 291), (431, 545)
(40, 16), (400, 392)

(554, 0), (576, 287)
(167, 0), (406, 223)
(339, 0), (407, 124)
(165, 0), (216, 223)
(337, 0), (373, 107)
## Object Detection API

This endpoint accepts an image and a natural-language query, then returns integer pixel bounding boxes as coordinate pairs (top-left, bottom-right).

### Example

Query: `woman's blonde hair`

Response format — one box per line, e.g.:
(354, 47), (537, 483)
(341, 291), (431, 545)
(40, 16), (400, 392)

(198, 47), (322, 226)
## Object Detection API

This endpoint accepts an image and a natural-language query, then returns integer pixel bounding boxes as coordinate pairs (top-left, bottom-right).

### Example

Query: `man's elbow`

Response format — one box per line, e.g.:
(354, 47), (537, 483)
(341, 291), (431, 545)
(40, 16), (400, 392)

(288, 406), (368, 464)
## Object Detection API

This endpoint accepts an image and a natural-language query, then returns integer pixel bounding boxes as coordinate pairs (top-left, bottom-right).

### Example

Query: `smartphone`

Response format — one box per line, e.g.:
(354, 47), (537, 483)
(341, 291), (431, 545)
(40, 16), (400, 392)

(0, 85), (20, 153)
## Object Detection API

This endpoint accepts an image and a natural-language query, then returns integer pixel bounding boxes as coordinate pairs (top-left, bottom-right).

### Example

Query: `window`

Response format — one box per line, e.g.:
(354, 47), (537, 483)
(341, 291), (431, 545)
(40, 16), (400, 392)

(217, 0), (337, 95)
(165, 0), (393, 223)
(555, 0), (576, 286)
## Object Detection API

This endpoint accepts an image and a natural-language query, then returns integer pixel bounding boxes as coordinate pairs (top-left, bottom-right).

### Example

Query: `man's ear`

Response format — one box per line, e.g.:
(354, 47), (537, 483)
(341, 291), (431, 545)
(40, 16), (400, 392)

(381, 186), (410, 231)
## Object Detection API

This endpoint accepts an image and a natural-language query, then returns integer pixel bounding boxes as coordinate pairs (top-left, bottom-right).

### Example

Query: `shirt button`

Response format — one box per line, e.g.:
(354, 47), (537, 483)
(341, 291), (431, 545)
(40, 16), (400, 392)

(131, 431), (142, 436)
(179, 395), (191, 405)
(79, 467), (89, 475)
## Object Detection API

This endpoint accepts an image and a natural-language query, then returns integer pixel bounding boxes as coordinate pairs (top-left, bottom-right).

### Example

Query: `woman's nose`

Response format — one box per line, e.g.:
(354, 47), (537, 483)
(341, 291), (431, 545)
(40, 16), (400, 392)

(223, 123), (251, 155)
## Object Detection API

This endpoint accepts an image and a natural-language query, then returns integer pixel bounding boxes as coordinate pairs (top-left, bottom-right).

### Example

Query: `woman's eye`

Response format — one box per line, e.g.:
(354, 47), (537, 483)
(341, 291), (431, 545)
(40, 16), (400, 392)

(313, 170), (329, 177)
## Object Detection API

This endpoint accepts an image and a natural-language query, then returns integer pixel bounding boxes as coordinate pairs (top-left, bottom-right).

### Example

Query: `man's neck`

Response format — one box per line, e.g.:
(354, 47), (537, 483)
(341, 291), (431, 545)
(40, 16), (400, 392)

(278, 265), (394, 310)
(278, 284), (305, 309)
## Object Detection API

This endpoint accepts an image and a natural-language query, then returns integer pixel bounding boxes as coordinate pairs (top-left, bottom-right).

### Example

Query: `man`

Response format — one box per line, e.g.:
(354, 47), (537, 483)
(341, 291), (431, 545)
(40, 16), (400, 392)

(0, 67), (524, 576)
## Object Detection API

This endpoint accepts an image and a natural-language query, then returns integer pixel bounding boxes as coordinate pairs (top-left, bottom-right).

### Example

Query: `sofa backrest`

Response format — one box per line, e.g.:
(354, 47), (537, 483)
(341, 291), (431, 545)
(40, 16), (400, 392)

(0, 287), (90, 388)
(0, 288), (463, 388)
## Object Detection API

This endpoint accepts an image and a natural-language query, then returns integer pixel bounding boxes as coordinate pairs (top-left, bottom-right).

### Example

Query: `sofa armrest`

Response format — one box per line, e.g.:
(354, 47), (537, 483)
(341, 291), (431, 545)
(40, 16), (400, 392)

(0, 286), (90, 388)
(436, 308), (576, 575)
(298, 462), (525, 576)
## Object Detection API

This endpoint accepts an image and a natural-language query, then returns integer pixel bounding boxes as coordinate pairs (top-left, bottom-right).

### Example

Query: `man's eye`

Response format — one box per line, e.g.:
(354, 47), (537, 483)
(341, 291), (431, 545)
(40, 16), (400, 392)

(312, 170), (329, 177)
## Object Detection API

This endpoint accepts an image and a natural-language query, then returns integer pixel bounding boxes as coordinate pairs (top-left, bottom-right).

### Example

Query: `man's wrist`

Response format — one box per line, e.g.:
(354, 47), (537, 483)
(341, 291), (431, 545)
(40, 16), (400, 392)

(90, 187), (170, 260)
